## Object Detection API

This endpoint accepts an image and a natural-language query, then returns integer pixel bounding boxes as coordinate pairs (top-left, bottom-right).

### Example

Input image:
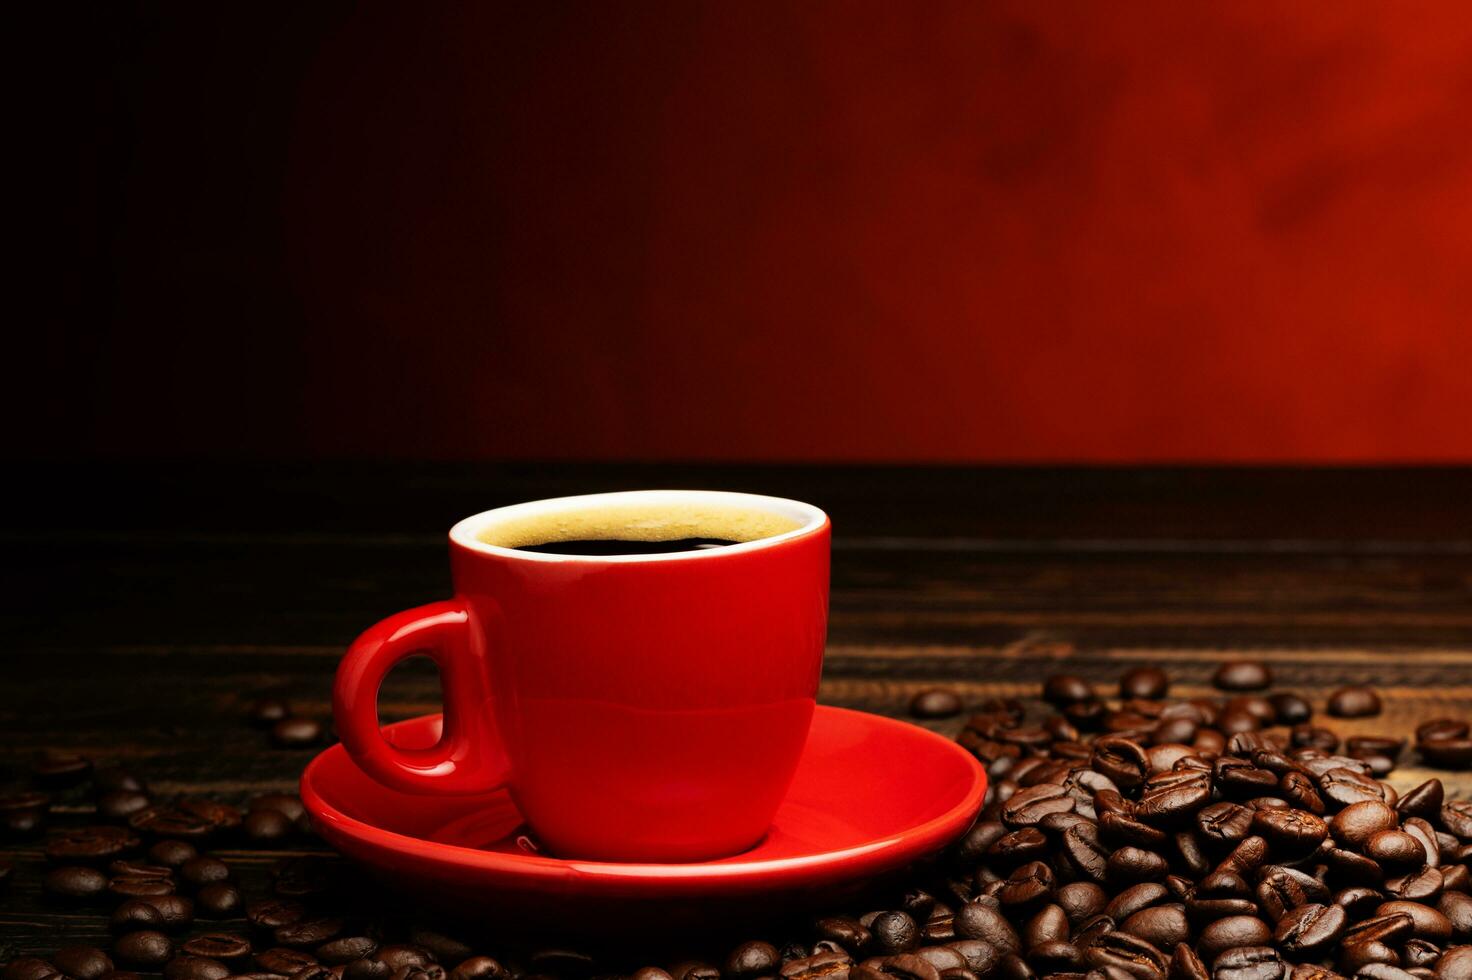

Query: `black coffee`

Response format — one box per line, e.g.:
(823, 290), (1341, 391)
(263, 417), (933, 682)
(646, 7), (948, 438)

(514, 537), (739, 556)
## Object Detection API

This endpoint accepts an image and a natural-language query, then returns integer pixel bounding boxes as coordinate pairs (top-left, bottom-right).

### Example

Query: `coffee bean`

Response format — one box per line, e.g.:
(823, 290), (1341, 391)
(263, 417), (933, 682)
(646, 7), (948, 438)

(1252, 807), (1328, 854)
(1420, 738), (1472, 769)
(1001, 785), (1074, 827)
(1169, 944), (1208, 980)
(181, 936), (253, 961)
(45, 865), (108, 901)
(1105, 846), (1167, 884)
(271, 717), (323, 748)
(1197, 915), (1272, 961)
(1340, 939), (1399, 973)
(2, 958), (59, 980)
(129, 806), (214, 840)
(248, 794), (307, 822)
(779, 952), (851, 980)
(148, 839), (199, 867)
(250, 699), (292, 727)
(47, 825), (141, 863)
(724, 943), (780, 978)
(196, 882), (243, 917)
(1055, 882), (1107, 926)
(256, 950), (318, 975)
(1120, 904), (1188, 948)
(1041, 675), (1094, 706)
(998, 862), (1054, 909)
(910, 689), (964, 719)
(447, 960), (506, 980)
(1440, 892), (1472, 940)
(248, 898), (307, 930)
(861, 913), (916, 957)
(318, 940), (380, 967)
(180, 856), (231, 888)
(33, 748), (93, 786)
(109, 858), (172, 878)
(1437, 947), (1472, 978)
(1331, 800), (1399, 848)
(1365, 829), (1428, 869)
(52, 947), (115, 980)
(114, 931), (174, 969)
(1355, 966), (1418, 980)
(1274, 903), (1347, 958)
(99, 791), (153, 821)
(1377, 901), (1454, 943)
(241, 808), (294, 843)
(1212, 946), (1286, 980)
(109, 875), (177, 898)
(1418, 719), (1470, 742)
(1081, 930), (1168, 977)
(954, 902), (1021, 954)
(346, 960), (394, 980)
(1327, 685), (1382, 718)
(164, 958), (231, 980)
(1267, 693), (1312, 725)
(1092, 737), (1149, 791)
(1119, 667), (1169, 700)
(1213, 661), (1271, 691)
(141, 894), (195, 931)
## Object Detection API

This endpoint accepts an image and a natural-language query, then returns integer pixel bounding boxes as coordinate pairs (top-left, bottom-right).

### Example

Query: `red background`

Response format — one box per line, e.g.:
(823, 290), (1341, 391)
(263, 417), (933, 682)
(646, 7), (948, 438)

(24, 3), (1472, 461)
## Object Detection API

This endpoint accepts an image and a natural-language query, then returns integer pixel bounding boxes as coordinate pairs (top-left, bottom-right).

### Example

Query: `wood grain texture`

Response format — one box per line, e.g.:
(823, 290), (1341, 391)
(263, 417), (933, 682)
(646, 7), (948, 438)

(2, 465), (1470, 952)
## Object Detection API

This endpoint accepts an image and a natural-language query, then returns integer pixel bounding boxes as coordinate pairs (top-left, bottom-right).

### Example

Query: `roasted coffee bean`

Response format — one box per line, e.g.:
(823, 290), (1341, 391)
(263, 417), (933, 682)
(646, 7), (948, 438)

(347, 959), (395, 980)
(1042, 675), (1094, 706)
(1001, 785), (1074, 827)
(987, 827), (1049, 865)
(110, 859), (173, 878)
(1196, 802), (1254, 847)
(1440, 892), (1472, 940)
(1274, 903), (1347, 958)
(112, 897), (167, 932)
(1418, 719), (1470, 742)
(148, 840), (199, 867)
(869, 912), (919, 954)
(910, 689), (964, 719)
(248, 899), (307, 930)
(1403, 940), (1443, 970)
(1212, 947), (1285, 980)
(164, 957), (231, 980)
(181, 856), (232, 888)
(1022, 903), (1069, 949)
(1252, 807), (1328, 854)
(274, 918), (346, 948)
(1327, 686), (1382, 718)
(1105, 847), (1167, 884)
(33, 748), (93, 786)
(447, 959), (506, 980)
(1340, 939), (1399, 974)
(318, 940), (380, 967)
(1081, 930), (1168, 977)
(1266, 692), (1312, 726)
(998, 862), (1054, 909)
(256, 950), (319, 975)
(113, 931), (174, 969)
(196, 882), (243, 917)
(1092, 737), (1149, 790)
(250, 698), (292, 727)
(1331, 800), (1399, 848)
(1437, 947), (1472, 978)
(1377, 901), (1454, 943)
(141, 894), (195, 931)
(1106, 882), (1169, 922)
(249, 794), (307, 823)
(1344, 911), (1416, 947)
(1385, 865), (1443, 902)
(779, 952), (851, 980)
(129, 806), (214, 840)
(1443, 801), (1472, 839)
(243, 808), (294, 843)
(954, 902), (1021, 953)
(1119, 667), (1169, 700)
(47, 825), (140, 863)
(271, 717), (324, 748)
(1169, 944), (1208, 980)
(1420, 738), (1472, 768)
(1197, 915), (1272, 961)
(2, 958), (59, 980)
(53, 947), (115, 980)
(181, 935), (253, 961)
(1055, 882), (1107, 926)
(1120, 904), (1189, 949)
(1366, 830), (1428, 869)
(814, 917), (872, 954)
(1258, 867), (1329, 922)
(1354, 966), (1418, 980)
(724, 942), (781, 977)
(99, 791), (153, 821)
(1318, 768), (1386, 811)
(45, 864), (108, 900)
(1214, 661), (1271, 691)
(110, 875), (177, 898)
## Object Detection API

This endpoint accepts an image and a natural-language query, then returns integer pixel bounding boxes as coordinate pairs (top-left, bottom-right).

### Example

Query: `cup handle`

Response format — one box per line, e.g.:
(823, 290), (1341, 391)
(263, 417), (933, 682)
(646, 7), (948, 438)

(333, 599), (508, 794)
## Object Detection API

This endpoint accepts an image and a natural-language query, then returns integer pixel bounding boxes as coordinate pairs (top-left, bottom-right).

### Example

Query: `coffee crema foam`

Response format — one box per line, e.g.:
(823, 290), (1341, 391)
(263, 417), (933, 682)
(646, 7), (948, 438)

(476, 502), (803, 551)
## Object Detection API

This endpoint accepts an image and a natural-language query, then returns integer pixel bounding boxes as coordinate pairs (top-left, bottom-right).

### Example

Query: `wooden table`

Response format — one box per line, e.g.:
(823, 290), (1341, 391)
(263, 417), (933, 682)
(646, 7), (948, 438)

(2, 465), (1470, 953)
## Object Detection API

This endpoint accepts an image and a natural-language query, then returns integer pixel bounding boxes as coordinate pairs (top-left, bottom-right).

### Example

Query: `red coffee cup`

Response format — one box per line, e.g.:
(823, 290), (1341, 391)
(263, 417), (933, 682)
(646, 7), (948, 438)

(333, 490), (830, 862)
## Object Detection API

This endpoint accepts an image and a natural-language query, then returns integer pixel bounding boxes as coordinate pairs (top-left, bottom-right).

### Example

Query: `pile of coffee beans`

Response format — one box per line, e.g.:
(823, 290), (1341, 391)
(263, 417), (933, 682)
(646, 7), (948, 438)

(3, 661), (1470, 980)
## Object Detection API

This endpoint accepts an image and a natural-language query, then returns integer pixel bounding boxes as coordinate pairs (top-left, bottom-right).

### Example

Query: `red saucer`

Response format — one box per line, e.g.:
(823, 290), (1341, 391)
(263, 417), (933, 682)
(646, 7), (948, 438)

(301, 706), (985, 927)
